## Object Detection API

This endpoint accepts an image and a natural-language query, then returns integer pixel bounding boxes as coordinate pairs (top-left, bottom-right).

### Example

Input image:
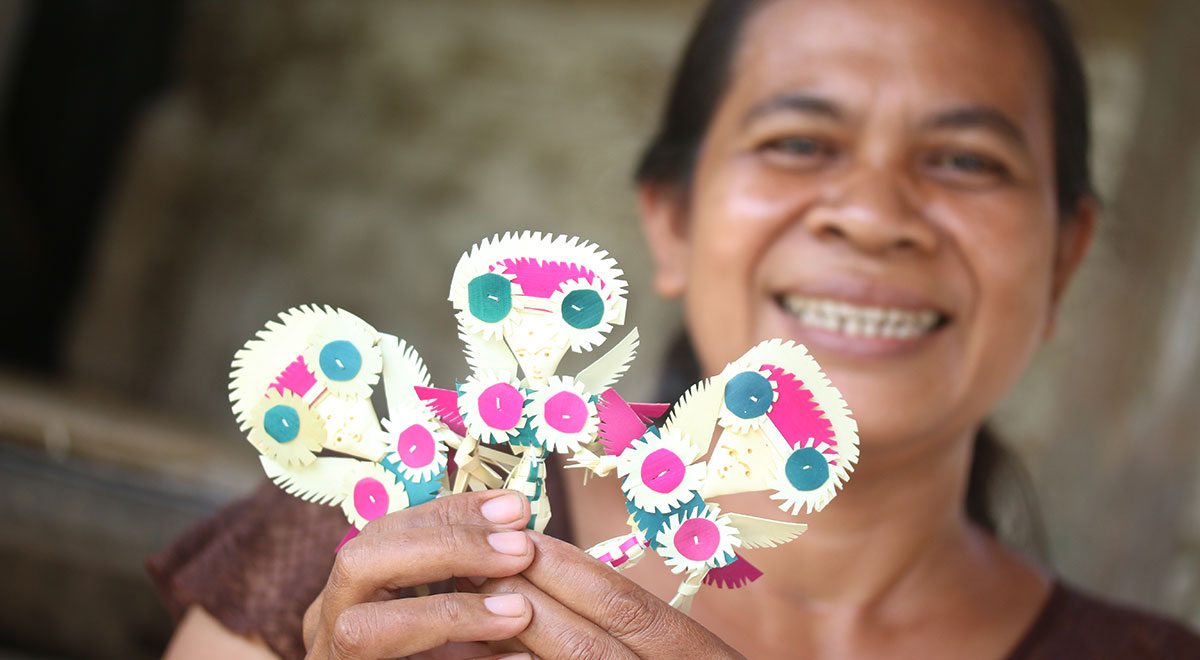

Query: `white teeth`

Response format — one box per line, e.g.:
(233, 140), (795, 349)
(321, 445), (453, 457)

(781, 296), (943, 340)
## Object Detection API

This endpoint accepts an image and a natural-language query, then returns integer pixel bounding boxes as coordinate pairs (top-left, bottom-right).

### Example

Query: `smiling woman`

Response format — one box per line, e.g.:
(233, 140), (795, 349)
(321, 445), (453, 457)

(636, 0), (1091, 528)
(153, 1), (1200, 658)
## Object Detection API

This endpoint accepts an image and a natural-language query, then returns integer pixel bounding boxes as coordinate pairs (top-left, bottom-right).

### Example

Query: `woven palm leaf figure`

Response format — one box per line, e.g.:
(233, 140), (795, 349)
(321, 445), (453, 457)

(417, 232), (666, 533)
(229, 305), (452, 548)
(572, 339), (859, 612)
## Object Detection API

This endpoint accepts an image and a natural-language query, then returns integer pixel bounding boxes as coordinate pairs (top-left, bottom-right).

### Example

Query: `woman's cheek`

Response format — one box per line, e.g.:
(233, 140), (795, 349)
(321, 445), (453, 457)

(954, 206), (1058, 415)
(683, 168), (789, 371)
(720, 163), (815, 232)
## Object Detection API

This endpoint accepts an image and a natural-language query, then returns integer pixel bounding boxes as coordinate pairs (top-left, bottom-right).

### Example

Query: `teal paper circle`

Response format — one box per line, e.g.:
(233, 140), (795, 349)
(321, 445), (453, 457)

(723, 371), (774, 419)
(263, 404), (301, 443)
(468, 273), (513, 323)
(785, 446), (830, 491)
(319, 340), (363, 381)
(561, 289), (604, 329)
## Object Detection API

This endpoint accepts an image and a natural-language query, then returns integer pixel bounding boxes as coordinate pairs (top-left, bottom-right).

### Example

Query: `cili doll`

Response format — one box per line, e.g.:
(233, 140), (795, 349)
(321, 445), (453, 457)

(572, 339), (859, 612)
(229, 306), (453, 549)
(227, 232), (858, 611)
(419, 233), (662, 532)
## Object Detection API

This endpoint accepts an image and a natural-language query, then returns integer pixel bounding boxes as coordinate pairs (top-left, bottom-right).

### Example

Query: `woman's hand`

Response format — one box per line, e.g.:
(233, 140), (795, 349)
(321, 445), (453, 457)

(471, 532), (745, 659)
(302, 489), (537, 659)
(301, 487), (741, 658)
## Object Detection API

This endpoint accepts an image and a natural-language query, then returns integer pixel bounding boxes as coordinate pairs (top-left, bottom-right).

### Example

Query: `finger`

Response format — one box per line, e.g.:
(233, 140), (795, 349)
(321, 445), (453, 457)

(362, 490), (530, 537)
(408, 641), (497, 660)
(320, 526), (534, 642)
(479, 575), (636, 660)
(319, 593), (532, 660)
(303, 591), (324, 651)
(519, 532), (735, 658)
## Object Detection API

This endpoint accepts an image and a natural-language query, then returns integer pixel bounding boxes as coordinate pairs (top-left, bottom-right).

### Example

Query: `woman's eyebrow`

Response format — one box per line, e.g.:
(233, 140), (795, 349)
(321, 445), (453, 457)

(742, 92), (844, 126)
(919, 106), (1027, 147)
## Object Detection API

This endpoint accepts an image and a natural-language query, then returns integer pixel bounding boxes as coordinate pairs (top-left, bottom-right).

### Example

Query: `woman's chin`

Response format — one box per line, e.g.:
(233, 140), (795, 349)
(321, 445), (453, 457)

(830, 373), (964, 452)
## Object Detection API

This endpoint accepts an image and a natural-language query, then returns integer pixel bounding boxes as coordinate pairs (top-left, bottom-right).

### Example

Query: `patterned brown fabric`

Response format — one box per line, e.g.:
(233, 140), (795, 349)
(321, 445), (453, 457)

(147, 482), (346, 658)
(150, 474), (1200, 659)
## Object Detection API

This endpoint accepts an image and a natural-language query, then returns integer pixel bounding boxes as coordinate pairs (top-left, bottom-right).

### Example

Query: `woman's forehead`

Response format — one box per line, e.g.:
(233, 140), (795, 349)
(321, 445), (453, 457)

(727, 0), (1051, 131)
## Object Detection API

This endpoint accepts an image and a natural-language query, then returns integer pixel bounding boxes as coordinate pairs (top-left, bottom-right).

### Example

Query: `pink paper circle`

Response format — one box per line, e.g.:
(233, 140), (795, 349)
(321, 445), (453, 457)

(675, 517), (721, 562)
(396, 424), (436, 468)
(640, 448), (686, 494)
(544, 391), (589, 434)
(353, 477), (390, 522)
(478, 383), (524, 431)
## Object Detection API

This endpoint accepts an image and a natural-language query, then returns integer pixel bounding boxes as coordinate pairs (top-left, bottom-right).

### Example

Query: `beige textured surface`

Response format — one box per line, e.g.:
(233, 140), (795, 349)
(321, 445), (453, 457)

(67, 0), (693, 425)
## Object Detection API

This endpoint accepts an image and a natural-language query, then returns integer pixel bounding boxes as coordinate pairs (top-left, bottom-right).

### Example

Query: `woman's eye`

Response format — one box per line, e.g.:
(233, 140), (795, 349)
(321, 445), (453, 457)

(923, 150), (1011, 186)
(759, 136), (836, 167)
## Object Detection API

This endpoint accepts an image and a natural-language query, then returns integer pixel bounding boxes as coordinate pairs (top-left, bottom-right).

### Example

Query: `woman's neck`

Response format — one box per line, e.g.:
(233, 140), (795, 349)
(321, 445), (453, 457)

(752, 428), (976, 605)
(688, 429), (1050, 656)
(564, 427), (1050, 656)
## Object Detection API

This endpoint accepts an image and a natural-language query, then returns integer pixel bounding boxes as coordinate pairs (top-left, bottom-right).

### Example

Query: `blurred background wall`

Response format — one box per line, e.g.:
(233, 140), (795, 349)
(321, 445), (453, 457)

(0, 0), (1196, 657)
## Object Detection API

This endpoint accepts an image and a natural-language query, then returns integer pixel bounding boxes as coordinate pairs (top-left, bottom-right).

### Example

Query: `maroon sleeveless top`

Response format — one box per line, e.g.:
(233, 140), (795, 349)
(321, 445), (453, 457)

(149, 481), (1200, 659)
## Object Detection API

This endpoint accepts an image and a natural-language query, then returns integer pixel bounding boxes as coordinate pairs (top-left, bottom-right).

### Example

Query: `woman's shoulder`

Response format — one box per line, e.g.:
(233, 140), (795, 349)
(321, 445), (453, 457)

(1010, 580), (1200, 659)
(148, 481), (348, 659)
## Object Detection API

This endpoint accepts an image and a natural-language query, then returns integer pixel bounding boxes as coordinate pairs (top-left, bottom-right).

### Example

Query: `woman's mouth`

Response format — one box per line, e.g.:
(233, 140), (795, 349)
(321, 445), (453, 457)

(773, 293), (952, 357)
(779, 294), (948, 339)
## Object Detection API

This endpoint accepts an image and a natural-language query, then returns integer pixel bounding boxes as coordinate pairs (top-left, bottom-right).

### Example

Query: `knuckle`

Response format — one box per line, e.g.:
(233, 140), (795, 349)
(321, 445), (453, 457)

(439, 523), (473, 556)
(557, 626), (611, 660)
(329, 610), (371, 659)
(357, 514), (388, 536)
(596, 583), (664, 642)
(436, 525), (463, 556)
(430, 593), (466, 626)
(427, 496), (460, 528)
(430, 490), (486, 528)
(328, 542), (368, 594)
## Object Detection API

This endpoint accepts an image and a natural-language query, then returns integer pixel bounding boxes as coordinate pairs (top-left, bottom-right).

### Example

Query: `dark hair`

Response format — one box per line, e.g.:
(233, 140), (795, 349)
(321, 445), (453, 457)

(640, 0), (1093, 544)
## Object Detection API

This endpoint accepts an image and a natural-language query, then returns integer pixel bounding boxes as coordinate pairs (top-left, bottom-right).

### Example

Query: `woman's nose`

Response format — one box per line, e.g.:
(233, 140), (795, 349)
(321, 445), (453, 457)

(804, 166), (938, 256)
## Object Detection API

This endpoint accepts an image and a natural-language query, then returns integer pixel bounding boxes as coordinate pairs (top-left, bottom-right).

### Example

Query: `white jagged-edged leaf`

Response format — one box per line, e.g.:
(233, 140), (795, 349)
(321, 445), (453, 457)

(379, 333), (433, 421)
(723, 512), (807, 549)
(662, 374), (728, 460)
(456, 317), (519, 379)
(575, 327), (639, 395)
(259, 454), (360, 507)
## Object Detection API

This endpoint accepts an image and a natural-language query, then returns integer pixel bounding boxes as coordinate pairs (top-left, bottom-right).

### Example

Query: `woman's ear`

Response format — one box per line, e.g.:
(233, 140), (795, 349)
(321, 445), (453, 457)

(1045, 197), (1099, 339)
(637, 182), (690, 300)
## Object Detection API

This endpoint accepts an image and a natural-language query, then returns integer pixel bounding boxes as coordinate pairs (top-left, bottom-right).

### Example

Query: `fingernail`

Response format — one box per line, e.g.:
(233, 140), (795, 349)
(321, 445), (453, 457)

(467, 576), (486, 587)
(496, 654), (532, 660)
(484, 593), (528, 618)
(487, 530), (529, 556)
(481, 493), (523, 524)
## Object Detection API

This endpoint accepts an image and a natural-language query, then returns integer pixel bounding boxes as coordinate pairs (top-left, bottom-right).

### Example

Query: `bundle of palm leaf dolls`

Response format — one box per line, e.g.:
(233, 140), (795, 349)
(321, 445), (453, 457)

(229, 232), (859, 612)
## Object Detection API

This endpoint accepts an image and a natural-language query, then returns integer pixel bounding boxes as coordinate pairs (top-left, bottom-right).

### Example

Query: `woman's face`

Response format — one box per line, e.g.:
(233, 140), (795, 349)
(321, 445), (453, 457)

(643, 0), (1092, 456)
